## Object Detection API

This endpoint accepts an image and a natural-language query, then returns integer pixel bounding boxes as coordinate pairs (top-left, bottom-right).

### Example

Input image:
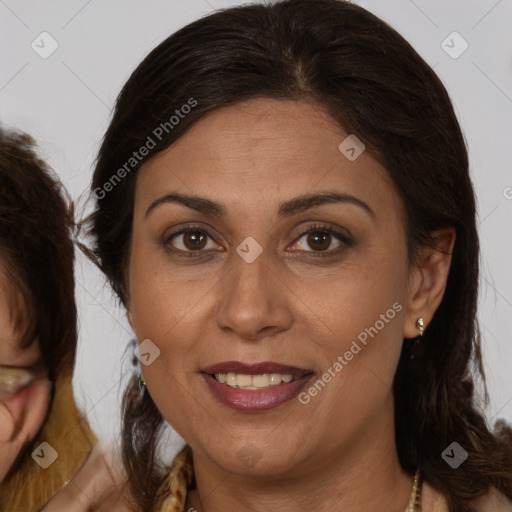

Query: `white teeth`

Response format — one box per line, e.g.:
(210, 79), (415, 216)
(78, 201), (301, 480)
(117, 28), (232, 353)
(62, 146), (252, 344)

(252, 374), (270, 388)
(213, 372), (295, 389)
(236, 374), (252, 387)
(269, 373), (282, 386)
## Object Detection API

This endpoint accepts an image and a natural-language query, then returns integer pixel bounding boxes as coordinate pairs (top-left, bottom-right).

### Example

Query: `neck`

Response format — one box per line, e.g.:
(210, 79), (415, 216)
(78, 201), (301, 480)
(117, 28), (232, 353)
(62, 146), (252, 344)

(186, 398), (415, 512)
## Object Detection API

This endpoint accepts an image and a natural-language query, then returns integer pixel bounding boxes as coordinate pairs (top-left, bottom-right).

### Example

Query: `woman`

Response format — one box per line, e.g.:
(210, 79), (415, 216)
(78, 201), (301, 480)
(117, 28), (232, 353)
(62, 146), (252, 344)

(0, 128), (129, 511)
(86, 0), (512, 510)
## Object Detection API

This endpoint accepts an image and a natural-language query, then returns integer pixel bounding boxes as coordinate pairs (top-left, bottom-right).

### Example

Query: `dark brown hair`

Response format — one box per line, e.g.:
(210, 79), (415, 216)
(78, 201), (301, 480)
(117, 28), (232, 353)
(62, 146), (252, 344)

(85, 1), (512, 510)
(0, 128), (97, 509)
(0, 128), (78, 379)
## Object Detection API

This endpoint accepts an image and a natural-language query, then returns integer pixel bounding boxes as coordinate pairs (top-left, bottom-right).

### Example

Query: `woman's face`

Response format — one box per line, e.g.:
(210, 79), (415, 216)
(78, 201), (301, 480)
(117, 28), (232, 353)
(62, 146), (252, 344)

(127, 98), (423, 477)
(0, 266), (51, 482)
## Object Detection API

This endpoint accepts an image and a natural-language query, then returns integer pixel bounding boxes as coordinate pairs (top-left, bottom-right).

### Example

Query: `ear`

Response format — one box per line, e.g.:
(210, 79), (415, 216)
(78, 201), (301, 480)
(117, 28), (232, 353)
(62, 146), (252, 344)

(403, 227), (456, 339)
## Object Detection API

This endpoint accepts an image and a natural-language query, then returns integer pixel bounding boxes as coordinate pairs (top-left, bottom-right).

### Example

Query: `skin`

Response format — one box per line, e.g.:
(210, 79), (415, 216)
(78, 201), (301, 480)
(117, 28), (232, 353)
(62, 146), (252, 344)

(41, 443), (133, 512)
(0, 264), (52, 482)
(127, 98), (455, 511)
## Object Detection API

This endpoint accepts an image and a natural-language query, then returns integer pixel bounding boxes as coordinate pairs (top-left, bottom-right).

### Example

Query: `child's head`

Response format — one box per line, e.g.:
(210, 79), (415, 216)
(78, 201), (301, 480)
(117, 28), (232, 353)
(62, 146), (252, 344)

(0, 128), (78, 481)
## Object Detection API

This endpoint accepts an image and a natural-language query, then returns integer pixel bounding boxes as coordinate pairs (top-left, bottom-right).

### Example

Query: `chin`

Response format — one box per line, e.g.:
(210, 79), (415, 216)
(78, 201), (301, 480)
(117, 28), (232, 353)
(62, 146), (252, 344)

(201, 436), (306, 478)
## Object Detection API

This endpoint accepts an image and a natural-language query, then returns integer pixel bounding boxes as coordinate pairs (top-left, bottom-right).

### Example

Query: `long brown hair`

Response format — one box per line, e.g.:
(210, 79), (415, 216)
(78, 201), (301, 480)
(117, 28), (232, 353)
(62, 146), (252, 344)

(85, 1), (512, 510)
(0, 129), (97, 510)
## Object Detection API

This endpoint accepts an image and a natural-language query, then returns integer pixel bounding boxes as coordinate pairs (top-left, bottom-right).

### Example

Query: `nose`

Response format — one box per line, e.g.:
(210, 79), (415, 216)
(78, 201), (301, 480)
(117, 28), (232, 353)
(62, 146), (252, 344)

(214, 248), (293, 341)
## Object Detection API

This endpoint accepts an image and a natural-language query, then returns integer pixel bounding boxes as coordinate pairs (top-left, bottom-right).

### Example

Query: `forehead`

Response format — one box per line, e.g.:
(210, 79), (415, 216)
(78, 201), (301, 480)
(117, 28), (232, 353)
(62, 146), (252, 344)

(135, 98), (401, 223)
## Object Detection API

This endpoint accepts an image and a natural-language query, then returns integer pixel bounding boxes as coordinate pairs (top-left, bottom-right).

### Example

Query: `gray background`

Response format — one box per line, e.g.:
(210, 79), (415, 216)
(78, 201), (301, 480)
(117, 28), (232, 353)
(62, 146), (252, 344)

(1, 0), (511, 459)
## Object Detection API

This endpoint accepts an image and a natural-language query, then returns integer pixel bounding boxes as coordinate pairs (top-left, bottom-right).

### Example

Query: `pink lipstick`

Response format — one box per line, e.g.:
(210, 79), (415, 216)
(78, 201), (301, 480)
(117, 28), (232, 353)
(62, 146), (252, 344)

(201, 361), (314, 411)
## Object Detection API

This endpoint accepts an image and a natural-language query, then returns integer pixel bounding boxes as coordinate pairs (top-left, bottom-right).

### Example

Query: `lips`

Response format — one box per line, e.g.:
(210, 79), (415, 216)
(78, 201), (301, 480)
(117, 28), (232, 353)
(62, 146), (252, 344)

(201, 361), (314, 411)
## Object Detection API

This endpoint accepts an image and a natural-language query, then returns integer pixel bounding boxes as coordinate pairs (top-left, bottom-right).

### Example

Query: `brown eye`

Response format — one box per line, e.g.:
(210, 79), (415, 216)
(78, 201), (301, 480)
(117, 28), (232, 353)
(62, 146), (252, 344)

(290, 224), (354, 257)
(182, 231), (208, 250)
(305, 232), (332, 251)
(163, 225), (221, 256)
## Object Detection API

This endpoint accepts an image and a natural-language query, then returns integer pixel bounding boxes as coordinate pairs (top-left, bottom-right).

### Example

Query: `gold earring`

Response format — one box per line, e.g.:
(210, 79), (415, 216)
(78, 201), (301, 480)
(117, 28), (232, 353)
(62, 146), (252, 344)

(416, 317), (424, 337)
(138, 372), (146, 392)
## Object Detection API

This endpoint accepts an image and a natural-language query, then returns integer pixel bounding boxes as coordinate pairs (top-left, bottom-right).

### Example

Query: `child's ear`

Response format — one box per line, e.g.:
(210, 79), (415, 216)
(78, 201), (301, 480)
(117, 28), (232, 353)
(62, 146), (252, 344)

(403, 227), (456, 339)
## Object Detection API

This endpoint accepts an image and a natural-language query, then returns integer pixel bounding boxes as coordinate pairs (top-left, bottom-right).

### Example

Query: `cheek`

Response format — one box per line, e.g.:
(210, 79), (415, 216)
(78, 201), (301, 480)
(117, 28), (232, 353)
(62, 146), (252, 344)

(295, 298), (406, 455)
(0, 402), (21, 482)
(129, 234), (198, 334)
(0, 379), (51, 482)
(128, 252), (210, 402)
(297, 246), (407, 346)
(0, 401), (17, 443)
(298, 246), (408, 407)
(129, 267), (208, 358)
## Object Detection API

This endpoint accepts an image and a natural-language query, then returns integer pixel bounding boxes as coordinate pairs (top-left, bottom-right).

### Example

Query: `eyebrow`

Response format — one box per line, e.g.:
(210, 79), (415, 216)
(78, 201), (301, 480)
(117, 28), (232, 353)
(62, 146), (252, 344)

(145, 191), (375, 221)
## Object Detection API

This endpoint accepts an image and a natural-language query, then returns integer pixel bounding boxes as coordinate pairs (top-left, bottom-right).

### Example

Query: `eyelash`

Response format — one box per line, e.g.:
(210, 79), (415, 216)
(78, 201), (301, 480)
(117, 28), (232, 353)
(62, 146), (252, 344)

(162, 223), (353, 259)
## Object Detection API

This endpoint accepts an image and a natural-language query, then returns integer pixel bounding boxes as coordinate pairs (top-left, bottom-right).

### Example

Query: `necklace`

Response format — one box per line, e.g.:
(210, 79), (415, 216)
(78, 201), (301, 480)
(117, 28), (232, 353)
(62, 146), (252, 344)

(406, 469), (422, 512)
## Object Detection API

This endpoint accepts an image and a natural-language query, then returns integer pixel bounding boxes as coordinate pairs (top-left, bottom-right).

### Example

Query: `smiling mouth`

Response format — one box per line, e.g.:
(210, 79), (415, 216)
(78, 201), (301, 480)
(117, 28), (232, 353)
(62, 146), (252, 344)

(200, 361), (314, 410)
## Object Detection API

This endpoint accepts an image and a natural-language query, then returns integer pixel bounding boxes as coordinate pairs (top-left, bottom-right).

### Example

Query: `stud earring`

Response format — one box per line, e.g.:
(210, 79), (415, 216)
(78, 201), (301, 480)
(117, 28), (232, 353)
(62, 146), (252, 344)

(416, 317), (424, 337)
(409, 317), (425, 361)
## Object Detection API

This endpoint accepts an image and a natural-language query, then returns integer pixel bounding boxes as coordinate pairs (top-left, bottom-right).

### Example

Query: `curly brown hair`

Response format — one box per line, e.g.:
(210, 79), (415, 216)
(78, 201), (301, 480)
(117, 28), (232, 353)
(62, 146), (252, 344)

(85, 1), (512, 510)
